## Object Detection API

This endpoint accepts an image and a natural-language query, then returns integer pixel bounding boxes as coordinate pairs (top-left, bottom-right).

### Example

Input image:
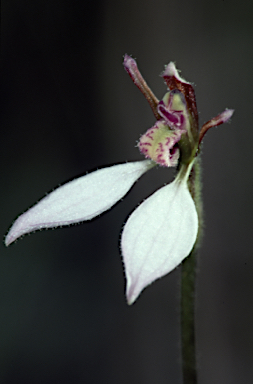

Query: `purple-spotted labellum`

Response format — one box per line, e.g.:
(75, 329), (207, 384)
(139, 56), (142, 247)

(5, 55), (234, 304)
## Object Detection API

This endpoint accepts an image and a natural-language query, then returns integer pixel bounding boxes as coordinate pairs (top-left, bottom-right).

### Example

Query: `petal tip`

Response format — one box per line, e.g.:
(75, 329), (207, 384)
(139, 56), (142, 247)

(222, 108), (234, 122)
(4, 233), (13, 247)
(4, 210), (40, 246)
(162, 62), (177, 77)
(126, 282), (140, 305)
(162, 62), (190, 85)
(126, 294), (135, 305)
(4, 215), (27, 246)
(123, 54), (137, 72)
(123, 53), (133, 63)
(5, 231), (20, 247)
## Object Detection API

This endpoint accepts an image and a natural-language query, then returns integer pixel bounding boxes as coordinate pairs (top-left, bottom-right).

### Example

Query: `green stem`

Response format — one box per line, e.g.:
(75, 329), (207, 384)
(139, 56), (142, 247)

(181, 157), (202, 384)
(181, 247), (197, 384)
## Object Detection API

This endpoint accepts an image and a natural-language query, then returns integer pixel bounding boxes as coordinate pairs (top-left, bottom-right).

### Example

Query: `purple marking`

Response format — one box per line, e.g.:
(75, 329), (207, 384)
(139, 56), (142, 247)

(158, 142), (164, 152)
(156, 153), (164, 162)
(165, 137), (171, 146)
(158, 104), (180, 126)
(146, 131), (154, 139)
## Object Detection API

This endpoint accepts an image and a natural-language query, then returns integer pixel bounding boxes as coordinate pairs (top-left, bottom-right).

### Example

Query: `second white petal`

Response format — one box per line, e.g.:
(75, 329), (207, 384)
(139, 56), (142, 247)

(121, 178), (198, 304)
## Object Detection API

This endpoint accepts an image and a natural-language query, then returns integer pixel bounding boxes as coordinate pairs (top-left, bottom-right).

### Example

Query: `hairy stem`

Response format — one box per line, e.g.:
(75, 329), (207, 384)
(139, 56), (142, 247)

(181, 157), (202, 384)
(181, 247), (197, 384)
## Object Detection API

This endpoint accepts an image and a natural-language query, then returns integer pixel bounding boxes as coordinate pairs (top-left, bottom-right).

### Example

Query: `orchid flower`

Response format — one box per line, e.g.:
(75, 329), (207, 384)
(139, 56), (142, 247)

(5, 55), (234, 304)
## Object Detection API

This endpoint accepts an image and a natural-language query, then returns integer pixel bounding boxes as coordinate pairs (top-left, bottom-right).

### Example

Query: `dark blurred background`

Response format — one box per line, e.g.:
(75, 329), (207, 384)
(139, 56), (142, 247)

(1, 0), (253, 383)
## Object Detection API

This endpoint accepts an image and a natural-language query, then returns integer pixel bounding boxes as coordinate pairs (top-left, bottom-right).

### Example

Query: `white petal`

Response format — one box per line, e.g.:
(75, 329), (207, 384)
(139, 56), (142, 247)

(5, 160), (154, 246)
(121, 177), (198, 304)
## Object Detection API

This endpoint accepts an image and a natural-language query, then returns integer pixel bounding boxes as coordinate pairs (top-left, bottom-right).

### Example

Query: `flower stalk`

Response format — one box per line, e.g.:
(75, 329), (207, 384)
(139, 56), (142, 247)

(181, 244), (198, 384)
(181, 157), (202, 384)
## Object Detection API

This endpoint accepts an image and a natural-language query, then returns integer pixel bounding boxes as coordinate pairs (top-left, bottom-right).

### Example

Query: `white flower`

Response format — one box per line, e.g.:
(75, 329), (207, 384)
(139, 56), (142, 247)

(5, 55), (234, 304)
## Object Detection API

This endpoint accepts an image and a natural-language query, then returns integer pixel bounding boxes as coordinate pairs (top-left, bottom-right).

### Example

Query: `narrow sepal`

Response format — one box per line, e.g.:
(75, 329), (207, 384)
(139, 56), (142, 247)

(123, 54), (160, 119)
(5, 160), (154, 246)
(198, 109), (234, 144)
(121, 177), (198, 304)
